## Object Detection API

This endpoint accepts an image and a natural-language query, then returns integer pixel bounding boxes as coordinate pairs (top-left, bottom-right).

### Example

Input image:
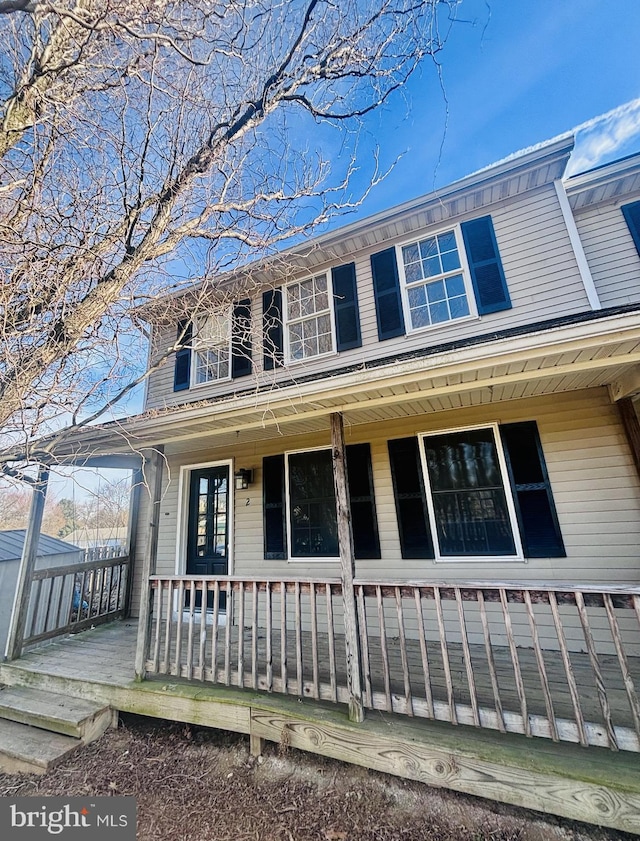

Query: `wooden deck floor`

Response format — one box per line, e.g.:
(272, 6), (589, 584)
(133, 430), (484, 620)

(2, 620), (640, 835)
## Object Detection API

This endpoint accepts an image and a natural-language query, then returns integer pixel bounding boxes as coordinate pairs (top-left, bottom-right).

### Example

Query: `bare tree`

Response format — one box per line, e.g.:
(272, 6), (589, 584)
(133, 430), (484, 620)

(0, 0), (457, 476)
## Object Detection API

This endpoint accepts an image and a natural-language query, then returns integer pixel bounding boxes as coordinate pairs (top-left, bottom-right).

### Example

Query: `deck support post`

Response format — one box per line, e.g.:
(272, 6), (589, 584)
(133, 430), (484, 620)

(330, 412), (364, 723)
(134, 448), (164, 681)
(617, 397), (640, 482)
(4, 464), (49, 661)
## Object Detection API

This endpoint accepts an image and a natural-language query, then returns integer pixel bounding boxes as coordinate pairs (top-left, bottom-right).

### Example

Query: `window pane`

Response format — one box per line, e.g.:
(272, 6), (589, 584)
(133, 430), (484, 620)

(288, 450), (338, 557)
(403, 231), (469, 330)
(424, 429), (516, 556)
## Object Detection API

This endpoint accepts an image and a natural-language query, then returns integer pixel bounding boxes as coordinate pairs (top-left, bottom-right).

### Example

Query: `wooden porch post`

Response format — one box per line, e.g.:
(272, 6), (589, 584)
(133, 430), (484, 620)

(4, 464), (49, 661)
(134, 448), (164, 681)
(330, 412), (364, 723)
(123, 467), (144, 618)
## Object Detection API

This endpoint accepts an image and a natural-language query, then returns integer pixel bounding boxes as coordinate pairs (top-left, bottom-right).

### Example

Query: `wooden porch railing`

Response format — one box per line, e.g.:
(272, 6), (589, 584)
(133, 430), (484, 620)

(23, 553), (130, 647)
(145, 576), (640, 752)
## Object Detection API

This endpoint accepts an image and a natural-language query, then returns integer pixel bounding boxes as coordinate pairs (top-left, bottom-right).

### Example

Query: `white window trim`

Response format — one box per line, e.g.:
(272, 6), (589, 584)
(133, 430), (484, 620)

(285, 445), (340, 564)
(417, 422), (525, 564)
(283, 273), (337, 366)
(396, 225), (479, 334)
(190, 308), (233, 388)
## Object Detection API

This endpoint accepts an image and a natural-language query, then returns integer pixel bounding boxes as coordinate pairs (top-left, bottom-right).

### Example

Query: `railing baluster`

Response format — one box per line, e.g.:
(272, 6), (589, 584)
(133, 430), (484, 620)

(252, 581), (259, 691)
(395, 586), (413, 716)
(163, 580), (173, 674)
(434, 586), (456, 725)
(280, 582), (287, 692)
(573, 591), (617, 749)
(186, 580), (196, 680)
(548, 591), (587, 746)
(199, 579), (207, 681)
(29, 579), (43, 637)
(376, 585), (392, 712)
(41, 577), (54, 633)
(237, 581), (245, 689)
(603, 593), (640, 739)
(523, 590), (557, 742)
(455, 587), (479, 727)
(152, 580), (162, 673)
(295, 581), (303, 695)
(414, 588), (434, 719)
(224, 580), (232, 685)
(499, 588), (530, 737)
(310, 582), (319, 700)
(54, 572), (66, 629)
(266, 582), (273, 692)
(477, 589), (505, 733)
(174, 579), (185, 677)
(357, 585), (372, 708)
(326, 583), (337, 704)
(211, 580), (220, 682)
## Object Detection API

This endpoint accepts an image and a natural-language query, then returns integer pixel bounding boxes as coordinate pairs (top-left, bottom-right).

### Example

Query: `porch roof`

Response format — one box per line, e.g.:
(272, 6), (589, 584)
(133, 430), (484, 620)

(25, 305), (640, 461)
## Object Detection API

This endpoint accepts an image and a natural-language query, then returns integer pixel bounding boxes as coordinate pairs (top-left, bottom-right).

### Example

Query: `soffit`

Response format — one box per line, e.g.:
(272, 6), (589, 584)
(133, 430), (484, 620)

(38, 313), (640, 463)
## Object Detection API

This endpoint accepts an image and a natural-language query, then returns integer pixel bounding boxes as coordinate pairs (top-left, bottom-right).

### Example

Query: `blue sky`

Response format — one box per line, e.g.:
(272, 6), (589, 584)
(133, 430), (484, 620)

(348, 0), (640, 217)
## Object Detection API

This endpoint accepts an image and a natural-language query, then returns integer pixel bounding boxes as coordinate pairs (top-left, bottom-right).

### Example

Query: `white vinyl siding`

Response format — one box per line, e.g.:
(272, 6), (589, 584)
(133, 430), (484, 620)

(144, 184), (590, 411)
(573, 199), (640, 308)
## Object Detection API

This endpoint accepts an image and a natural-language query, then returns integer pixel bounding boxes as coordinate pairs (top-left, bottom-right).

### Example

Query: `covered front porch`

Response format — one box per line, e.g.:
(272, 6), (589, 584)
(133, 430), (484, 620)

(1, 617), (640, 834)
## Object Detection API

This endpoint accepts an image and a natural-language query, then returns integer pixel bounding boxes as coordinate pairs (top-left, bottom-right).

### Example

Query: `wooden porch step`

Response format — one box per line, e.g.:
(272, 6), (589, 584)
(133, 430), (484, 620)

(0, 685), (114, 743)
(0, 718), (80, 775)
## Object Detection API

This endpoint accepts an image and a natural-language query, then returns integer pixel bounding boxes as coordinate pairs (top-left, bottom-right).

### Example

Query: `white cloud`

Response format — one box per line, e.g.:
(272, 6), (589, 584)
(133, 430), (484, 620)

(566, 99), (640, 175)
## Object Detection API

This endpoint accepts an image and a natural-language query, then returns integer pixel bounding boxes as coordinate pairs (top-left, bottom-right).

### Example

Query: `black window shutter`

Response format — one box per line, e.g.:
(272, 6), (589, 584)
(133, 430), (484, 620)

(263, 454), (287, 559)
(388, 437), (434, 559)
(231, 299), (252, 379)
(332, 263), (362, 351)
(370, 247), (405, 340)
(460, 215), (511, 315)
(622, 200), (640, 257)
(500, 421), (566, 558)
(345, 443), (380, 559)
(262, 289), (284, 370)
(173, 319), (192, 392)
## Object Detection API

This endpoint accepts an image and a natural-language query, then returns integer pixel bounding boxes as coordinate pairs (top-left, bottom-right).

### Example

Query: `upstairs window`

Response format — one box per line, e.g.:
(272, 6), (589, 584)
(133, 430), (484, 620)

(284, 274), (335, 362)
(192, 311), (231, 384)
(399, 228), (473, 331)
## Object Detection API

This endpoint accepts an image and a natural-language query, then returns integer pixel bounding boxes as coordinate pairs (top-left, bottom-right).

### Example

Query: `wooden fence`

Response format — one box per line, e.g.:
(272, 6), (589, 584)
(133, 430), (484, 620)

(145, 576), (640, 752)
(23, 554), (130, 647)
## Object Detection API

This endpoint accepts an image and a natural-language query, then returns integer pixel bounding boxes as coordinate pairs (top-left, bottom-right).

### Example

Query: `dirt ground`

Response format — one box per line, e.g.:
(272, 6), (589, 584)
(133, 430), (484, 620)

(0, 714), (634, 841)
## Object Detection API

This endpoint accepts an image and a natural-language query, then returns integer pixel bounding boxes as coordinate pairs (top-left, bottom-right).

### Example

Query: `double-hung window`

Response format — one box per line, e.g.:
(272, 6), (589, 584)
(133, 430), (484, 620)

(286, 448), (338, 559)
(399, 228), (474, 331)
(389, 421), (565, 562)
(284, 274), (335, 362)
(420, 424), (521, 561)
(192, 311), (232, 385)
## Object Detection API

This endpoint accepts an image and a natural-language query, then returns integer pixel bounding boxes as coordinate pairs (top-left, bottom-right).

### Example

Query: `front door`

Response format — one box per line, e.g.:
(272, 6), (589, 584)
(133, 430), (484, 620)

(186, 465), (230, 609)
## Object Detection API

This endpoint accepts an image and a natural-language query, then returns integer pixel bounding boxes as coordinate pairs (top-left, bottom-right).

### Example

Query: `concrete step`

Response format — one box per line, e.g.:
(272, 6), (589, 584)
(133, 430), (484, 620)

(0, 685), (115, 743)
(0, 718), (80, 775)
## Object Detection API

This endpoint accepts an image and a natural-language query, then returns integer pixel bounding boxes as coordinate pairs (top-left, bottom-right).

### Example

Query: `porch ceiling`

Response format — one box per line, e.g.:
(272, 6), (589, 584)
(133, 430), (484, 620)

(35, 310), (640, 462)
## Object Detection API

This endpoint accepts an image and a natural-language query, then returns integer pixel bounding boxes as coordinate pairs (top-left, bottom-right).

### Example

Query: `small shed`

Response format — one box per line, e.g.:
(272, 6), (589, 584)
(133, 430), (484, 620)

(0, 530), (84, 654)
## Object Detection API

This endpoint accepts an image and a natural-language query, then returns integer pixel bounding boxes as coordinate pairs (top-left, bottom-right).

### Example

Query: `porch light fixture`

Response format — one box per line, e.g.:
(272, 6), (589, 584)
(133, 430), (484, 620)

(234, 468), (253, 491)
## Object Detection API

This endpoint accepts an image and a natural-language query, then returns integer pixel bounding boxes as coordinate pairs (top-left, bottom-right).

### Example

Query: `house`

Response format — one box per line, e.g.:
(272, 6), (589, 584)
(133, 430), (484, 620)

(2, 135), (640, 831)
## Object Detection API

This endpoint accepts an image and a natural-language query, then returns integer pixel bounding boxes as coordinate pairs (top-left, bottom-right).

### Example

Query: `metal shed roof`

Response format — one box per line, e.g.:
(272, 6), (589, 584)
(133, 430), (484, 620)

(0, 530), (81, 563)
